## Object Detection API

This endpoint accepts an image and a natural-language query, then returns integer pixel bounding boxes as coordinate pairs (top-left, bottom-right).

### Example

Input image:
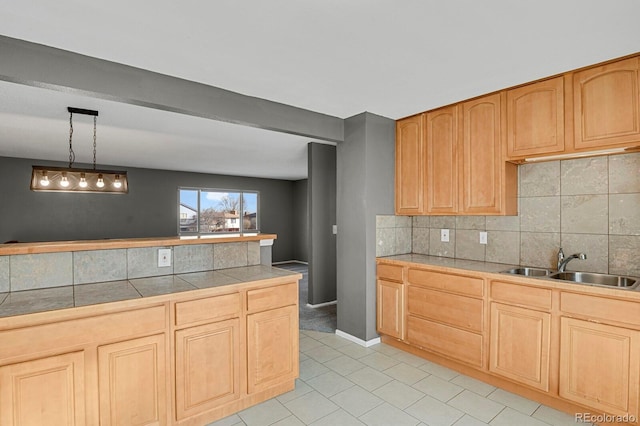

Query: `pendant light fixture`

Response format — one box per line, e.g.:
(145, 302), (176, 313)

(30, 107), (128, 193)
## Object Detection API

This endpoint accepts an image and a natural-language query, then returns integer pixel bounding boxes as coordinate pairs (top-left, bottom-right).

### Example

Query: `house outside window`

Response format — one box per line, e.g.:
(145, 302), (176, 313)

(178, 188), (259, 235)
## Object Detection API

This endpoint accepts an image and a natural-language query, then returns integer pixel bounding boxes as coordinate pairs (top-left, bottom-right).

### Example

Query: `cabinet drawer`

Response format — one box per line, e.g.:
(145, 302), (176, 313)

(407, 315), (483, 367)
(408, 286), (483, 332)
(408, 268), (483, 297)
(377, 263), (404, 282)
(247, 282), (298, 313)
(175, 293), (240, 326)
(561, 292), (640, 327)
(491, 281), (552, 311)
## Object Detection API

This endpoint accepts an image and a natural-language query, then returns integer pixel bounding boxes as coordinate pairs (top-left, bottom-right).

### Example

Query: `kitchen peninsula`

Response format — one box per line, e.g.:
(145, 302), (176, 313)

(0, 234), (301, 426)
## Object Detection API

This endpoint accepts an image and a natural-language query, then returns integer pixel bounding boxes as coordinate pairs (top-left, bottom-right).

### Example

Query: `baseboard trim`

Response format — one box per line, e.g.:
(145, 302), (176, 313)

(335, 329), (381, 347)
(306, 300), (337, 308)
(272, 260), (309, 265)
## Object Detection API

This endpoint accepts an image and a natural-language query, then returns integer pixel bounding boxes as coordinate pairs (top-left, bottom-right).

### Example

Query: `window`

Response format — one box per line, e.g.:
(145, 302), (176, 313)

(178, 188), (259, 235)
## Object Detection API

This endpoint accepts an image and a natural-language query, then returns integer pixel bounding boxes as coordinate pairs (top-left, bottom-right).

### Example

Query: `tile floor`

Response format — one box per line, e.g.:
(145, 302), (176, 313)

(208, 330), (585, 426)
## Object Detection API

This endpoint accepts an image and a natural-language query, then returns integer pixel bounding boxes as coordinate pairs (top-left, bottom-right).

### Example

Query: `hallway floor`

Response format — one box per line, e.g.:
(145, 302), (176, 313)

(208, 330), (582, 426)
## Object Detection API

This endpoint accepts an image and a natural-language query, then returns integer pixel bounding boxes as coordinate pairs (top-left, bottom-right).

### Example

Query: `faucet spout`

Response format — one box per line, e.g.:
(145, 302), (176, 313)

(557, 249), (587, 272)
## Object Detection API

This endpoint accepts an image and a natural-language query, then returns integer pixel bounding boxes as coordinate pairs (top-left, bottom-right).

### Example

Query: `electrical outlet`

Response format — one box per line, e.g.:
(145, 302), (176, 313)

(479, 231), (488, 245)
(440, 229), (450, 242)
(158, 248), (172, 267)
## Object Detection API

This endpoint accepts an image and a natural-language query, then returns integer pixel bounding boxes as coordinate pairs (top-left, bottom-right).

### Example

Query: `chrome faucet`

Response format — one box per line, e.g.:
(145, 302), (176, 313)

(557, 248), (587, 272)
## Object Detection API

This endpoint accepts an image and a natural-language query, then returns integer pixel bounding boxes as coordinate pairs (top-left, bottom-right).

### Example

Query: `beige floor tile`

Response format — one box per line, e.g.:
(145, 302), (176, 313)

(359, 402), (420, 426)
(323, 354), (366, 376)
(346, 366), (393, 392)
(447, 390), (505, 423)
(330, 385), (384, 417)
(383, 362), (429, 385)
(359, 352), (400, 370)
(450, 375), (496, 397)
(299, 336), (325, 352)
(238, 398), (290, 426)
(418, 360), (459, 381)
(487, 389), (540, 416)
(373, 380), (425, 410)
(309, 408), (366, 426)
(283, 391), (339, 424)
(306, 371), (355, 397)
(336, 342), (377, 359)
(316, 333), (353, 349)
(304, 345), (343, 363)
(277, 379), (313, 404)
(412, 375), (463, 402)
(299, 358), (330, 381)
(370, 343), (403, 356)
(453, 414), (490, 426)
(270, 416), (304, 426)
(404, 394), (464, 426)
(205, 413), (244, 426)
(532, 405), (581, 426)
(490, 407), (549, 426)
(394, 350), (428, 367)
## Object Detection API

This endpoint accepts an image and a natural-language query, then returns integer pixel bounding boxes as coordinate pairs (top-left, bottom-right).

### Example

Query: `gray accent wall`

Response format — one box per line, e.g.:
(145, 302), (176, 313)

(292, 179), (309, 262)
(308, 143), (336, 304)
(0, 156), (295, 262)
(337, 113), (395, 341)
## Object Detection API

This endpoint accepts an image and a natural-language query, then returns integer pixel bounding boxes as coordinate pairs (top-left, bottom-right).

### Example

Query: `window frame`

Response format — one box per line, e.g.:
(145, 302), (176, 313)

(177, 187), (260, 236)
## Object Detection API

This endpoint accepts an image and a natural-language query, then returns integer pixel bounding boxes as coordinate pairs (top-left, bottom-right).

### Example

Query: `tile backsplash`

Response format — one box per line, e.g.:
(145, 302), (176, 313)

(376, 152), (640, 276)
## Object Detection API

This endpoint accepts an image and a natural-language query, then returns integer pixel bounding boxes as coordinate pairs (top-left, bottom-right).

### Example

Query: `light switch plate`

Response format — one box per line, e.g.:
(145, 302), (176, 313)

(158, 248), (172, 267)
(332, 225), (338, 235)
(479, 231), (488, 245)
(441, 229), (450, 242)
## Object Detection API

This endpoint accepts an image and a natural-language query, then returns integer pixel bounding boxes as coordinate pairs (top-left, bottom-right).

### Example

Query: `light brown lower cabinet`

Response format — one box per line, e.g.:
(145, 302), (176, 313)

(98, 334), (168, 426)
(559, 317), (640, 419)
(247, 305), (298, 394)
(376, 279), (404, 339)
(0, 351), (86, 426)
(489, 302), (551, 392)
(175, 319), (240, 421)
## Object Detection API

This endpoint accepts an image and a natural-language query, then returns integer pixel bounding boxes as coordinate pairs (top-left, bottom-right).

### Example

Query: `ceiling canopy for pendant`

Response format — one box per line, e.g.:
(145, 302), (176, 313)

(30, 107), (128, 194)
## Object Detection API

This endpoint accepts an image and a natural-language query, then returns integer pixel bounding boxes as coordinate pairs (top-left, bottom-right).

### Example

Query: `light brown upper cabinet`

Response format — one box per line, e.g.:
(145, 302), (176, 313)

(573, 56), (640, 150)
(460, 93), (518, 215)
(395, 115), (424, 214)
(506, 77), (565, 159)
(425, 106), (458, 214)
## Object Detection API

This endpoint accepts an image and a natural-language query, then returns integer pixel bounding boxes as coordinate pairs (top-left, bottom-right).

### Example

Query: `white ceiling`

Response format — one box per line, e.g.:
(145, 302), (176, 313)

(0, 0), (638, 179)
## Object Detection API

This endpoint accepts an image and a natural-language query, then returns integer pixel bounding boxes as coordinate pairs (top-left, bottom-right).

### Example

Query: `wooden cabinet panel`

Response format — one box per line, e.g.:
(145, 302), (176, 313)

(407, 315), (483, 367)
(460, 93), (504, 214)
(246, 282), (297, 313)
(377, 263), (403, 283)
(507, 77), (565, 158)
(175, 319), (240, 420)
(247, 305), (298, 394)
(396, 115), (424, 214)
(491, 281), (552, 311)
(490, 303), (551, 391)
(0, 351), (85, 426)
(561, 292), (640, 327)
(574, 57), (640, 149)
(377, 279), (404, 339)
(407, 268), (484, 297)
(559, 317), (640, 418)
(407, 285), (483, 332)
(425, 106), (458, 213)
(175, 293), (240, 326)
(98, 334), (167, 426)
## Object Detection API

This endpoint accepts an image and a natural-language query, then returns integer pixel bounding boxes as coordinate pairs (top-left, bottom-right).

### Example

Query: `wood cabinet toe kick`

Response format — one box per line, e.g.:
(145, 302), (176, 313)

(0, 275), (301, 426)
(377, 258), (640, 425)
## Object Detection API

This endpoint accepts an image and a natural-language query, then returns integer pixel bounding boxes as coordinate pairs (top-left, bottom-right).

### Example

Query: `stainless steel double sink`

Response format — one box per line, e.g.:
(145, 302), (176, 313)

(501, 267), (639, 290)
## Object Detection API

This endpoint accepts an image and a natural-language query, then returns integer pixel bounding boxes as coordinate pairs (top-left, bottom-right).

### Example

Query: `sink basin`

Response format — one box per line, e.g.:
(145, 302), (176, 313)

(548, 272), (638, 289)
(501, 267), (553, 277)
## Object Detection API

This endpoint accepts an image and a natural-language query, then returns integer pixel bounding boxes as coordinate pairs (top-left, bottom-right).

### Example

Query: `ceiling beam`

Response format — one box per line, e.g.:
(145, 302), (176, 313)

(0, 35), (344, 143)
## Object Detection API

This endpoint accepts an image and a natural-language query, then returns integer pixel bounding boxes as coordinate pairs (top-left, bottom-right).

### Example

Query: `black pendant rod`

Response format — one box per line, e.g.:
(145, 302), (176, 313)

(67, 107), (99, 116)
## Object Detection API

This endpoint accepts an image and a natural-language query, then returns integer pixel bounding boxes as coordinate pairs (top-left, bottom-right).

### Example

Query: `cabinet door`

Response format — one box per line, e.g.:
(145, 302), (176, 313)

(425, 106), (458, 213)
(489, 303), (551, 391)
(98, 334), (167, 426)
(507, 77), (565, 158)
(247, 305), (298, 393)
(377, 279), (404, 339)
(0, 351), (86, 426)
(574, 56), (640, 149)
(559, 317), (640, 418)
(396, 115), (424, 214)
(175, 319), (240, 421)
(460, 93), (504, 214)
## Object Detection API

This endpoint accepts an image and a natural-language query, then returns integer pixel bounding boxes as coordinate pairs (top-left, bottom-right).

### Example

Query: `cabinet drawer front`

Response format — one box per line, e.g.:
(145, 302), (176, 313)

(377, 263), (404, 282)
(408, 268), (483, 297)
(561, 292), (640, 327)
(247, 282), (298, 313)
(408, 286), (483, 332)
(407, 315), (483, 367)
(0, 305), (166, 361)
(491, 281), (552, 311)
(175, 293), (240, 326)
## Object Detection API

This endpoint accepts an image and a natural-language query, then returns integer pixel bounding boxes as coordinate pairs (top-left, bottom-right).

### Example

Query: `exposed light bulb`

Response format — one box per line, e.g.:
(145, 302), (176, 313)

(60, 173), (70, 188)
(96, 174), (105, 188)
(113, 175), (122, 189)
(40, 172), (50, 187)
(79, 173), (88, 188)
